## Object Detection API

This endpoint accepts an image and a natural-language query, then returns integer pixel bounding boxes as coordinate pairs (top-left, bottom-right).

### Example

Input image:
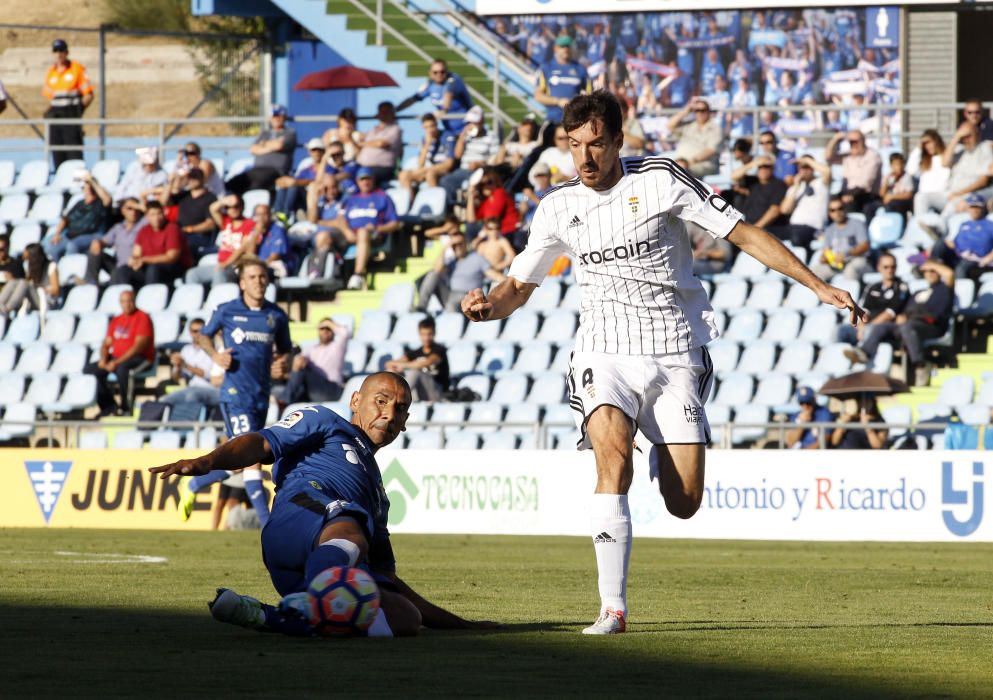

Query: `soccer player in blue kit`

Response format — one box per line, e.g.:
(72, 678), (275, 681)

(177, 258), (292, 525)
(150, 372), (494, 637)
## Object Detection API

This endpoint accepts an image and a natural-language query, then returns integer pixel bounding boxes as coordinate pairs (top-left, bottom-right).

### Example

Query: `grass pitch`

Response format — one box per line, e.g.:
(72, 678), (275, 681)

(1, 529), (991, 698)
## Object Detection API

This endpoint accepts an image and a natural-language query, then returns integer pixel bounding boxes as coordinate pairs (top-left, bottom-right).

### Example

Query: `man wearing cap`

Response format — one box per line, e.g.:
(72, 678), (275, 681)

(43, 39), (94, 168)
(115, 147), (168, 205)
(356, 101), (403, 188)
(784, 387), (834, 450)
(773, 155), (832, 249)
(396, 58), (473, 138)
(927, 193), (993, 280)
(331, 168), (400, 290)
(534, 35), (591, 145)
(273, 137), (325, 220)
(666, 98), (723, 177)
(439, 106), (501, 205)
(226, 105), (298, 196)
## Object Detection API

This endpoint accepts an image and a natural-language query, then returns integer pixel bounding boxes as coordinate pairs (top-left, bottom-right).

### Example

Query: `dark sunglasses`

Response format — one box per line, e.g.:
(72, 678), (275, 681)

(847, 139), (862, 145)
(318, 326), (333, 331)
(328, 151), (344, 158)
(965, 110), (981, 116)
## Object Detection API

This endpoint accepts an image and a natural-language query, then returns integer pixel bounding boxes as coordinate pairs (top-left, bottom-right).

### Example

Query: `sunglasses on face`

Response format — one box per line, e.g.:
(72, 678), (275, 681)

(318, 326), (333, 332)
(190, 327), (202, 334)
(328, 151), (344, 158)
(966, 110), (981, 116)
(829, 207), (845, 212)
(848, 139), (862, 145)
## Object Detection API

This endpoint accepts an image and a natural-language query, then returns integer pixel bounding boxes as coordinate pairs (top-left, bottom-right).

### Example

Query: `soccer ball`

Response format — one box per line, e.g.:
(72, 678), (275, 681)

(307, 566), (381, 636)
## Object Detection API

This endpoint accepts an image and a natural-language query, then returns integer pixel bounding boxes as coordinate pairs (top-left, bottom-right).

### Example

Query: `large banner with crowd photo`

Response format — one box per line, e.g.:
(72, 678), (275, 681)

(3, 449), (989, 542)
(485, 7), (902, 142)
(477, 1), (953, 13)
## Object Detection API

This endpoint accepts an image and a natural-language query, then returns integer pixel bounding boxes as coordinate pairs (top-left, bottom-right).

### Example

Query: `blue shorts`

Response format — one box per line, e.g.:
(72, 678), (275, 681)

(219, 402), (268, 439)
(261, 482), (374, 596)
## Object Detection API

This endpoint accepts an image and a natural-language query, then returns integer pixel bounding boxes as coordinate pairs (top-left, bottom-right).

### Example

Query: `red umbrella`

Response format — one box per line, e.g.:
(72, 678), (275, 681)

(293, 65), (398, 91)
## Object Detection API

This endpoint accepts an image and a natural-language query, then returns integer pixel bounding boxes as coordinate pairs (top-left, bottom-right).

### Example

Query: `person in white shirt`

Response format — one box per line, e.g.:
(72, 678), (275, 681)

(163, 318), (221, 408)
(771, 155), (832, 249)
(537, 125), (579, 184)
(460, 91), (863, 636)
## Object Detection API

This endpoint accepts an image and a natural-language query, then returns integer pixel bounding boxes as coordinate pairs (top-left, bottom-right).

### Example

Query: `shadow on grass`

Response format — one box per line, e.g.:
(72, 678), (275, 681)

(0, 604), (921, 699)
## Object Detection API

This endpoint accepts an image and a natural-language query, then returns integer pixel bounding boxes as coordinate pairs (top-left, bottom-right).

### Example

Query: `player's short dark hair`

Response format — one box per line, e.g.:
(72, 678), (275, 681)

(562, 90), (623, 141)
(421, 113), (437, 124)
(760, 130), (776, 143)
(418, 317), (436, 331)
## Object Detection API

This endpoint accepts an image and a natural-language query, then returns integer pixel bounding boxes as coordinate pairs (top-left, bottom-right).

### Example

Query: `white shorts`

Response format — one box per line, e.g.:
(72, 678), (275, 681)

(567, 347), (714, 450)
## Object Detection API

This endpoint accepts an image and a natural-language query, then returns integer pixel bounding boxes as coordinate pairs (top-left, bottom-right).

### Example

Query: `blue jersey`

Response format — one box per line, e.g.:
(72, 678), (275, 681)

(414, 73), (473, 134)
(341, 190), (397, 231)
(537, 59), (590, 122)
(955, 219), (993, 258)
(202, 296), (292, 409)
(427, 131), (458, 164)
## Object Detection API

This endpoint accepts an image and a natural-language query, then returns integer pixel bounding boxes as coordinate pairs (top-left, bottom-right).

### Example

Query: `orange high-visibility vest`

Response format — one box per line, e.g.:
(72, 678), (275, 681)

(43, 60), (93, 109)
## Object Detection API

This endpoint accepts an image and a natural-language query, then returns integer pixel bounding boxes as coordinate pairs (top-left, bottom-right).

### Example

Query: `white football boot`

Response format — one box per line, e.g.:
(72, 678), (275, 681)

(582, 608), (626, 635)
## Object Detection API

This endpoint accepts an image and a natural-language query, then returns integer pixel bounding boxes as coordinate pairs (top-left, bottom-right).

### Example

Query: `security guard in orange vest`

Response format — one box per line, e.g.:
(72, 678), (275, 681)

(43, 39), (94, 167)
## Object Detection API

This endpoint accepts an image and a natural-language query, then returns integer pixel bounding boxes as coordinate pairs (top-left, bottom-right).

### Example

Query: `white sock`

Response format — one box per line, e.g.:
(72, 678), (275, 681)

(367, 607), (394, 638)
(590, 494), (631, 615)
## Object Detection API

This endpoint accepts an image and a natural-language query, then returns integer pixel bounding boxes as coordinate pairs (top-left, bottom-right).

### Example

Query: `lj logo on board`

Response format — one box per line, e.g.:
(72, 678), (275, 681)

(942, 461), (984, 537)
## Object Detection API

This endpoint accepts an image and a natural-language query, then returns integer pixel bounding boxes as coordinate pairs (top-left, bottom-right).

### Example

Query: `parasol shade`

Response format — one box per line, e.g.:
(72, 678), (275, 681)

(819, 371), (909, 399)
(293, 65), (399, 91)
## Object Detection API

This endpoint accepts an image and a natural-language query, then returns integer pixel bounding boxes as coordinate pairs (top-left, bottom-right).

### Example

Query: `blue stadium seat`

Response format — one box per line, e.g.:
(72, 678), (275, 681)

(937, 376), (975, 407)
(242, 189), (271, 214)
(869, 342), (894, 374)
(775, 340), (816, 375)
(90, 159), (122, 189)
(73, 312), (109, 348)
(0, 341), (16, 374)
(7, 313), (42, 347)
(203, 283), (239, 314)
(723, 310), (763, 343)
(405, 402), (430, 432)
(9, 222), (43, 256)
(445, 430), (480, 450)
(955, 403), (989, 426)
(457, 374), (491, 401)
(917, 403), (952, 422)
(60, 285), (97, 316)
(761, 309), (802, 343)
(406, 429), (443, 450)
(955, 279), (976, 310)
(37, 159), (85, 196)
(20, 192), (66, 227)
(753, 375), (793, 407)
(24, 372), (62, 404)
(342, 341), (369, 377)
(799, 308), (843, 345)
(462, 316), (501, 342)
(166, 283), (205, 315)
(536, 309), (577, 342)
(481, 432), (519, 450)
(503, 403), (541, 440)
(226, 157), (253, 179)
(731, 405), (769, 445)
(354, 310), (393, 343)
(715, 253), (767, 281)
(40, 311), (76, 344)
(389, 311), (428, 346)
(432, 403), (468, 426)
(79, 430), (109, 449)
(490, 374), (528, 404)
(379, 282), (415, 313)
(784, 283), (819, 310)
(527, 372), (566, 404)
(500, 310), (540, 343)
(709, 278), (748, 312)
(526, 282), (562, 311)
(977, 379), (993, 406)
(560, 284), (582, 311)
(0, 194), (30, 225)
(476, 341), (516, 373)
(947, 212), (970, 240)
(0, 402), (37, 440)
(50, 342), (88, 376)
(465, 402), (505, 433)
(148, 430), (183, 449)
(404, 186), (447, 222)
(113, 430), (146, 449)
(0, 161), (14, 190)
(0, 372), (26, 406)
(2, 159), (49, 195)
(812, 342), (856, 375)
(707, 339), (739, 374)
(364, 341), (404, 373)
(151, 311), (181, 346)
(707, 403), (731, 447)
(56, 254), (88, 286)
(135, 283), (169, 313)
(385, 187), (411, 217)
(543, 403), (575, 432)
(512, 341), (553, 375)
(446, 340), (478, 377)
(868, 211), (904, 249)
(737, 339), (777, 375)
(550, 344), (572, 374)
(712, 372), (754, 405)
(340, 374), (368, 398)
(98, 284), (134, 315)
(745, 280), (784, 313)
(882, 405), (912, 439)
(43, 373), (96, 414)
(434, 311), (465, 345)
(185, 426), (218, 450)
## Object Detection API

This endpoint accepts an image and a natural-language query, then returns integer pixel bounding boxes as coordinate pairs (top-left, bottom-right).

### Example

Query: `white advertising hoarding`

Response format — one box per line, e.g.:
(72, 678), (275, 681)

(475, 0), (956, 15)
(377, 450), (990, 542)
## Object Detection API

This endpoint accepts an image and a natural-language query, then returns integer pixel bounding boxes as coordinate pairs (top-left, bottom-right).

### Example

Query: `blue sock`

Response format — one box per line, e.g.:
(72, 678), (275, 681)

(243, 469), (270, 527)
(188, 470), (232, 492)
(261, 601), (314, 637)
(303, 539), (361, 586)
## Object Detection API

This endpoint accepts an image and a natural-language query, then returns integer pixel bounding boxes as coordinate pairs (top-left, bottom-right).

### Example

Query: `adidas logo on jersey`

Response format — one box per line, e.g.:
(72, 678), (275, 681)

(567, 215), (583, 228)
(593, 531), (616, 544)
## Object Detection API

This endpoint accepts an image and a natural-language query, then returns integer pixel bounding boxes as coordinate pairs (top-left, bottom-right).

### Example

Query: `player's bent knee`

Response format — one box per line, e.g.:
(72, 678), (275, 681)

(380, 590), (421, 637)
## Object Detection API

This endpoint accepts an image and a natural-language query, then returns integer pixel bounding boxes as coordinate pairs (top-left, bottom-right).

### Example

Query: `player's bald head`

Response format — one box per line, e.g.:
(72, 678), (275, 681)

(360, 371), (411, 400)
(349, 372), (412, 448)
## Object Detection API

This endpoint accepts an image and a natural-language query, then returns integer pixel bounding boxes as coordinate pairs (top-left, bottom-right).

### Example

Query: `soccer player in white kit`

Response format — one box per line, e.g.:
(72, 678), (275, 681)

(461, 91), (864, 634)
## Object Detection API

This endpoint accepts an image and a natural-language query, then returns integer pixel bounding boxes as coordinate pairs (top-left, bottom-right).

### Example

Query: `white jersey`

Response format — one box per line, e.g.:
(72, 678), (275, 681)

(509, 156), (743, 355)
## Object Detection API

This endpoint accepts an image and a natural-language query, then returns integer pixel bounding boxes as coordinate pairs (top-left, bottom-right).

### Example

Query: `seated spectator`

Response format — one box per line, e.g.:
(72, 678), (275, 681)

(825, 130), (881, 216)
(284, 318), (349, 403)
(315, 141), (358, 196)
(962, 98), (993, 143)
(836, 253), (909, 346)
(810, 197), (870, 281)
(226, 104), (298, 196)
(830, 398), (887, 450)
(415, 230), (505, 312)
(873, 152), (914, 219)
(171, 142), (224, 196)
(332, 168), (400, 290)
(354, 101), (402, 188)
(440, 106), (501, 204)
(273, 137), (325, 220)
(162, 318), (221, 409)
(666, 98), (722, 177)
(519, 162), (554, 229)
(618, 95), (647, 158)
(0, 243), (59, 318)
(118, 200), (191, 288)
(162, 166), (217, 260)
(43, 171), (111, 261)
(536, 126), (578, 185)
(0, 236), (24, 293)
(466, 166), (518, 241)
(385, 317), (449, 402)
(495, 112), (541, 168)
(907, 130), (949, 214)
(784, 386), (833, 450)
(114, 146), (168, 205)
(916, 123), (992, 234)
(844, 261), (954, 386)
(689, 222), (731, 277)
(254, 203), (296, 279)
(397, 114), (456, 198)
(472, 218), (516, 271)
(927, 193), (993, 280)
(301, 229), (334, 281)
(322, 108), (363, 162)
(186, 194), (257, 286)
(85, 198), (145, 285)
(770, 155), (831, 249)
(84, 288), (155, 416)
(756, 131), (796, 186)
(728, 137), (754, 210)
(424, 212), (460, 242)
(733, 157), (788, 229)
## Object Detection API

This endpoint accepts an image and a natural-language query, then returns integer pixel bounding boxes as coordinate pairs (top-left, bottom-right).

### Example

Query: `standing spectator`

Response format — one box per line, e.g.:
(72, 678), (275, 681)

(875, 152), (914, 218)
(536, 125), (579, 184)
(415, 231), (505, 312)
(396, 58), (473, 138)
(162, 166), (217, 260)
(772, 155), (832, 249)
(171, 142), (224, 196)
(466, 166), (518, 240)
(84, 288), (154, 416)
(397, 114), (456, 198)
(163, 318), (220, 409)
(962, 99), (993, 143)
(42, 171), (109, 260)
(333, 168), (401, 290)
(226, 105), (298, 196)
(830, 398), (888, 450)
(534, 35), (591, 144)
(273, 138), (325, 221)
(756, 131), (796, 185)
(119, 201), (190, 288)
(43, 39), (93, 168)
(385, 317), (450, 402)
(733, 157), (788, 229)
(185, 194), (257, 285)
(927, 193), (993, 280)
(0, 243), (59, 318)
(918, 123), (991, 233)
(667, 98), (722, 177)
(114, 147), (168, 205)
(825, 130), (882, 216)
(810, 196), (870, 281)
(355, 101), (402, 188)
(254, 204), (296, 279)
(85, 198), (145, 285)
(284, 318), (349, 403)
(784, 386), (834, 450)
(844, 261), (954, 386)
(837, 252), (909, 347)
(322, 108), (363, 162)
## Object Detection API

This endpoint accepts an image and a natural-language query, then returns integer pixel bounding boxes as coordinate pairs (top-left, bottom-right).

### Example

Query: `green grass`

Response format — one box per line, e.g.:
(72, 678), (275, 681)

(1, 529), (992, 697)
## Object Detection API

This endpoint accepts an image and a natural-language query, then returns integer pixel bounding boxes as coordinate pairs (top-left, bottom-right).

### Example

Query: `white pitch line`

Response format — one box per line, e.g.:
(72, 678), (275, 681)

(53, 551), (168, 564)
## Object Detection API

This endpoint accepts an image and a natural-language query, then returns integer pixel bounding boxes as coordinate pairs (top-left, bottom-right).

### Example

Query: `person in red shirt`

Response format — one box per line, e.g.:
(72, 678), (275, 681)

(84, 288), (155, 416)
(186, 193), (258, 285)
(466, 165), (519, 245)
(114, 200), (191, 288)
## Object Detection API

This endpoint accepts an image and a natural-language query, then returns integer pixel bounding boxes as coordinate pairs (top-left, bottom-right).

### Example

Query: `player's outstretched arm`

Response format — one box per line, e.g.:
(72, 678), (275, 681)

(461, 277), (536, 322)
(726, 221), (866, 325)
(391, 575), (499, 630)
(148, 433), (273, 479)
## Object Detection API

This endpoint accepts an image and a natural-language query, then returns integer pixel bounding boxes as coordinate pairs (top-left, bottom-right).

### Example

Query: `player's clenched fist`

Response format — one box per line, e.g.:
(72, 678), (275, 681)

(461, 288), (492, 322)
